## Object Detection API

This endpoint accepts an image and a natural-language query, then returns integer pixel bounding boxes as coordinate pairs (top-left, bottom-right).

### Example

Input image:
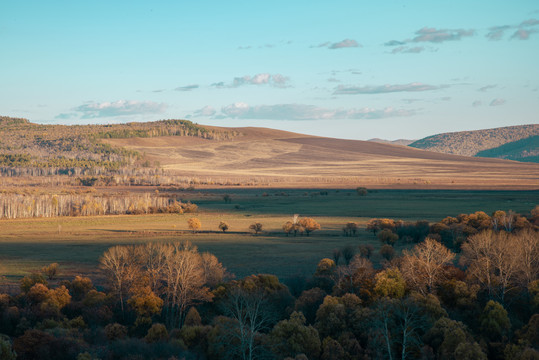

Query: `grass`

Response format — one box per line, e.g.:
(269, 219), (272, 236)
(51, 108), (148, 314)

(0, 189), (537, 286)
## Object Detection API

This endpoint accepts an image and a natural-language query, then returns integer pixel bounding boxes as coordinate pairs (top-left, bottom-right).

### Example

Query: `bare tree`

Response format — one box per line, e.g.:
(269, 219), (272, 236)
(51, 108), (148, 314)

(473, 229), (539, 297)
(220, 286), (274, 360)
(161, 242), (213, 328)
(139, 242), (169, 294)
(372, 298), (426, 360)
(514, 228), (539, 287)
(460, 230), (521, 302)
(99, 245), (139, 313)
(400, 238), (455, 295)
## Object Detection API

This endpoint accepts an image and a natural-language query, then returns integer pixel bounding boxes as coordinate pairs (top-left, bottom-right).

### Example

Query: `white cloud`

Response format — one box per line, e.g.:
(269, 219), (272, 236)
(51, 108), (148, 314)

(313, 39), (361, 49)
(72, 100), (167, 118)
(478, 85), (497, 92)
(193, 106), (216, 117)
(472, 100), (483, 107)
(412, 27), (475, 43)
(329, 39), (360, 49)
(334, 82), (444, 95)
(391, 46), (425, 54)
(489, 98), (506, 106)
(217, 73), (290, 88)
(174, 84), (199, 92)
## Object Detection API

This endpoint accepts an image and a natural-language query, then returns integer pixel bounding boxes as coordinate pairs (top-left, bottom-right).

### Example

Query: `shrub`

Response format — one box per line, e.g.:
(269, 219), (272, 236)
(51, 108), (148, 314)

(145, 323), (168, 343)
(104, 323), (127, 341)
(380, 244), (395, 261)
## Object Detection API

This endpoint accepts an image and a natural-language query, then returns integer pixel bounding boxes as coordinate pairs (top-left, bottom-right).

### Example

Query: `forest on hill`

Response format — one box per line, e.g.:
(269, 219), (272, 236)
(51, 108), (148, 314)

(409, 124), (539, 162)
(0, 116), (239, 176)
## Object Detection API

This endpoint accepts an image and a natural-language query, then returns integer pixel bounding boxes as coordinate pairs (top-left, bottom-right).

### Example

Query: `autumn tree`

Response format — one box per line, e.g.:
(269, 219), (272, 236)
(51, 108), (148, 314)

(400, 238), (455, 295)
(200, 252), (226, 287)
(359, 244), (374, 259)
(299, 218), (321, 236)
(188, 217), (202, 233)
(374, 268), (406, 299)
(269, 311), (321, 359)
(128, 285), (163, 327)
(366, 218), (395, 236)
(249, 222), (263, 235)
(378, 229), (399, 245)
(283, 221), (301, 236)
(343, 222), (358, 236)
(218, 221), (229, 233)
(380, 244), (395, 261)
(41, 263), (59, 280)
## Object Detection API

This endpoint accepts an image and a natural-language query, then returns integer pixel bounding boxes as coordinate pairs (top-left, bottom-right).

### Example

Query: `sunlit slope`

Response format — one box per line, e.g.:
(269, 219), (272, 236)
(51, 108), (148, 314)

(103, 126), (539, 189)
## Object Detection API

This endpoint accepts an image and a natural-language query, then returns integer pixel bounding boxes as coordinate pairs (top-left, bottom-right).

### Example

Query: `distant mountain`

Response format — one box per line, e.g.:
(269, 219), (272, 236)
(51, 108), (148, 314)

(409, 124), (539, 162)
(368, 138), (415, 146)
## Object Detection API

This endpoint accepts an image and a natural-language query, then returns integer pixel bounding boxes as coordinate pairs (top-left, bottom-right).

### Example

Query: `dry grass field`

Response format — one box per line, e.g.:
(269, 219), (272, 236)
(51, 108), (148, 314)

(103, 126), (539, 189)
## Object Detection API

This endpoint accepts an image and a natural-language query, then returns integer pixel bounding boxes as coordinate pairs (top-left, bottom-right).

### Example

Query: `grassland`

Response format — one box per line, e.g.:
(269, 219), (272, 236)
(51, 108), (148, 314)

(1, 188), (537, 288)
(103, 127), (539, 189)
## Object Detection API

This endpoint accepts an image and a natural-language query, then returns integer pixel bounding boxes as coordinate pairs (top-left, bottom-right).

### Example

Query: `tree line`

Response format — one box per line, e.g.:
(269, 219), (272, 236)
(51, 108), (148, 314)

(0, 193), (197, 219)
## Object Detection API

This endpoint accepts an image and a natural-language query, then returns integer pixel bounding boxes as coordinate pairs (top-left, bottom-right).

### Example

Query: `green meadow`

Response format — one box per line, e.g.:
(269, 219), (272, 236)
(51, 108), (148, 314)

(0, 189), (537, 285)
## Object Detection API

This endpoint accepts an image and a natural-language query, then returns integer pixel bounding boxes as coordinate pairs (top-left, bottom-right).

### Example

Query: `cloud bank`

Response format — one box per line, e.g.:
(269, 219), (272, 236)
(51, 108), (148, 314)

(411, 27), (474, 43)
(333, 82), (444, 95)
(486, 18), (539, 40)
(217, 102), (414, 120)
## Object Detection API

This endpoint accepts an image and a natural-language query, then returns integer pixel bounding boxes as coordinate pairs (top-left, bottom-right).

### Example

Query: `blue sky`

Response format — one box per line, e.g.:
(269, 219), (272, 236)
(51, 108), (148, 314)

(1, 0), (538, 140)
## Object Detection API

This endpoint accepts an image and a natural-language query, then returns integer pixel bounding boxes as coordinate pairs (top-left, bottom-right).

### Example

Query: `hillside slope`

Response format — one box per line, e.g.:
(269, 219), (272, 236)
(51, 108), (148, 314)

(409, 124), (539, 161)
(475, 135), (539, 162)
(103, 126), (539, 189)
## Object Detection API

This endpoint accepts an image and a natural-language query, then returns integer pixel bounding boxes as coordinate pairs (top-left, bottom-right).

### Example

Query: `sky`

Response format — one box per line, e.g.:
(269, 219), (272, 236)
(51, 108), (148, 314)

(1, 0), (538, 140)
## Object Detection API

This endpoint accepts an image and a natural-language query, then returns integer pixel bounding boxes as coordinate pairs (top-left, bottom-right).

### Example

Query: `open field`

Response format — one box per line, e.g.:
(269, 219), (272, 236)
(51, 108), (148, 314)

(1, 189), (537, 288)
(103, 127), (539, 189)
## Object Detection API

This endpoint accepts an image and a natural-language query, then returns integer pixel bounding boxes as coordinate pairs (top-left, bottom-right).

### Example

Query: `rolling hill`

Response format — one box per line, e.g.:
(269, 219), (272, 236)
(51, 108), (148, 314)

(409, 124), (539, 162)
(102, 126), (539, 190)
(1, 116), (538, 189)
